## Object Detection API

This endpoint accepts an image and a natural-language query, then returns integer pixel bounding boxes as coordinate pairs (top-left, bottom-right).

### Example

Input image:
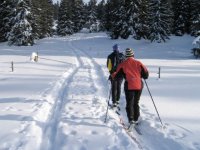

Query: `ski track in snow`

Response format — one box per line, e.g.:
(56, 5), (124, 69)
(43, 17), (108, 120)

(38, 37), (140, 150)
(36, 35), (188, 150)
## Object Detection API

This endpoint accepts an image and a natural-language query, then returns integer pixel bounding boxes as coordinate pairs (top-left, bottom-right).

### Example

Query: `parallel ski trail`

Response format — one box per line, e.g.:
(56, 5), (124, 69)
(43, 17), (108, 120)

(39, 36), (143, 150)
(68, 35), (189, 150)
(49, 41), (110, 150)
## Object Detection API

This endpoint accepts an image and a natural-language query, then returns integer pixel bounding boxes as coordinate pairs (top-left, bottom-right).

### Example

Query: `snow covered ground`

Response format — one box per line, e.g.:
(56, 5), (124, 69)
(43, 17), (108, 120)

(0, 32), (200, 150)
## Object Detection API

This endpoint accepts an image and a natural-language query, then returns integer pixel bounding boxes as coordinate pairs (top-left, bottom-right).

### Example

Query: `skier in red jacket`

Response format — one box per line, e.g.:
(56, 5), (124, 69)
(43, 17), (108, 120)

(112, 48), (149, 125)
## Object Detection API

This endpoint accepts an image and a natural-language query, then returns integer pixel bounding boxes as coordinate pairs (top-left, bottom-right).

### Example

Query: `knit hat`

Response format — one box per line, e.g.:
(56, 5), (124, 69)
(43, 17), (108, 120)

(125, 48), (134, 57)
(113, 44), (119, 51)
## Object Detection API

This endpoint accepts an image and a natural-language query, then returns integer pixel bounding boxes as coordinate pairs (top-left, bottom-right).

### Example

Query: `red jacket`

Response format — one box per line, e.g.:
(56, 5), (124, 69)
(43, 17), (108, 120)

(112, 57), (149, 90)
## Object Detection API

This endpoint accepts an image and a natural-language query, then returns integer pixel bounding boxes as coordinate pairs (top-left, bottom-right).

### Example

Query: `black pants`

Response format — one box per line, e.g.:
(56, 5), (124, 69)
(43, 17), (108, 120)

(111, 78), (123, 104)
(124, 82), (142, 122)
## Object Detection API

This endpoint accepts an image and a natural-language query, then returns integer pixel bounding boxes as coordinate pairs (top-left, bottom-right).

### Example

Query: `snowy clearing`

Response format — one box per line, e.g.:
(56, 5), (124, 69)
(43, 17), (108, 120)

(0, 32), (200, 150)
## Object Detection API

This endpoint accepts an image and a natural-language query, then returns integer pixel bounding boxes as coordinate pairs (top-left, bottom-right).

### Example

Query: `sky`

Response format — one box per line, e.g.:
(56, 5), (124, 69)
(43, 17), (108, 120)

(0, 30), (200, 150)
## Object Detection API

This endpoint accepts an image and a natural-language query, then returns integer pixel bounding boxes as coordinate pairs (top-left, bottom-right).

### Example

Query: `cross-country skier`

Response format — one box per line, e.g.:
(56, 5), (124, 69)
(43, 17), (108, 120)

(107, 44), (125, 108)
(111, 48), (149, 125)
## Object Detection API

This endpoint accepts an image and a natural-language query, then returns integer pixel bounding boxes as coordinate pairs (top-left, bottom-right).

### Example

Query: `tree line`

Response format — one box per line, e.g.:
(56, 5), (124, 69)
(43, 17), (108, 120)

(0, 0), (199, 46)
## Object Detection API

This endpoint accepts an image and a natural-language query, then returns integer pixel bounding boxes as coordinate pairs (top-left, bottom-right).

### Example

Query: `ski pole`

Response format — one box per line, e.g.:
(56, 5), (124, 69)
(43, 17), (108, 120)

(144, 80), (164, 128)
(104, 79), (112, 123)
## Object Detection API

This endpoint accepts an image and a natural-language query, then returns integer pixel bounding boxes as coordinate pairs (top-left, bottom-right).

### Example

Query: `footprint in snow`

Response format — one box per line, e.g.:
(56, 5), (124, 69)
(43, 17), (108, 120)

(70, 130), (77, 135)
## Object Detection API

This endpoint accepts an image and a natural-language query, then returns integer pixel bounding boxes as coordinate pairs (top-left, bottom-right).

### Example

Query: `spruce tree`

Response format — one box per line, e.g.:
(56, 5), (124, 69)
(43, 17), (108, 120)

(172, 0), (191, 36)
(71, 0), (85, 33)
(96, 0), (106, 31)
(124, 0), (140, 39)
(0, 0), (13, 42)
(190, 0), (200, 36)
(31, 0), (54, 39)
(31, 0), (42, 39)
(148, 0), (172, 43)
(41, 0), (54, 38)
(53, 2), (59, 20)
(104, 0), (113, 31)
(136, 0), (151, 40)
(109, 0), (129, 39)
(86, 0), (99, 32)
(7, 0), (34, 46)
(45, 0), (54, 36)
(57, 0), (74, 36)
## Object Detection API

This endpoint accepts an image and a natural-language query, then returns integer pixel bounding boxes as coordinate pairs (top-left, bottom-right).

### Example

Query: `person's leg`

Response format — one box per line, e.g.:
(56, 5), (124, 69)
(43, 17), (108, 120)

(116, 78), (123, 104)
(111, 79), (118, 105)
(124, 82), (135, 122)
(133, 90), (142, 122)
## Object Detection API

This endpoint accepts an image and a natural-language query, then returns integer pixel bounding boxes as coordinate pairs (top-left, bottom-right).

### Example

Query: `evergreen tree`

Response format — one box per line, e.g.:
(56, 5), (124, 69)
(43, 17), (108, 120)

(31, 0), (54, 39)
(109, 0), (129, 39)
(31, 0), (42, 39)
(190, 0), (200, 36)
(86, 0), (99, 32)
(0, 0), (14, 42)
(7, 0), (34, 46)
(136, 0), (151, 40)
(45, 0), (54, 36)
(148, 0), (172, 43)
(96, 0), (106, 31)
(172, 0), (191, 36)
(53, 2), (59, 20)
(104, 0), (113, 31)
(57, 0), (74, 36)
(71, 0), (85, 33)
(124, 0), (140, 39)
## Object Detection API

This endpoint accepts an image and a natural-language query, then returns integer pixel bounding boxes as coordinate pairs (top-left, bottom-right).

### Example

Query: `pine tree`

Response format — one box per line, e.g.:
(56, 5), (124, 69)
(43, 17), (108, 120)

(124, 0), (140, 39)
(148, 0), (172, 43)
(109, 0), (130, 39)
(31, 0), (54, 39)
(57, 0), (74, 36)
(53, 2), (59, 20)
(136, 0), (151, 40)
(190, 0), (200, 36)
(117, 4), (129, 39)
(71, 0), (85, 33)
(45, 0), (54, 36)
(86, 0), (99, 32)
(96, 0), (106, 31)
(172, 0), (191, 36)
(31, 0), (42, 39)
(0, 0), (14, 42)
(104, 0), (113, 31)
(7, 0), (34, 46)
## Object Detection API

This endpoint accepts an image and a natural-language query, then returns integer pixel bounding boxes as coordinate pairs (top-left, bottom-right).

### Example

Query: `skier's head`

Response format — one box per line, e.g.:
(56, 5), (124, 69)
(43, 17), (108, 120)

(113, 44), (119, 52)
(125, 48), (134, 57)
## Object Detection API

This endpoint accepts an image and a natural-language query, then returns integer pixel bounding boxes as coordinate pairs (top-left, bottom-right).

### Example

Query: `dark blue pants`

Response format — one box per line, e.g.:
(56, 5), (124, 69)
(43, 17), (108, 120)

(111, 78), (123, 104)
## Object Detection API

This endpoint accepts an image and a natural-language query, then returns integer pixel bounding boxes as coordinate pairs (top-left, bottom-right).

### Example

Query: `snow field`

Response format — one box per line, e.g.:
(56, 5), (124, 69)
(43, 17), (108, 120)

(0, 32), (200, 150)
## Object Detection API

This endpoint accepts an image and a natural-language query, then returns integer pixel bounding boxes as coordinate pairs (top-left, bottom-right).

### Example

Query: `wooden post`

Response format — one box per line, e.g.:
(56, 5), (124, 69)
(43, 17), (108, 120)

(36, 52), (38, 62)
(11, 61), (14, 72)
(158, 67), (161, 79)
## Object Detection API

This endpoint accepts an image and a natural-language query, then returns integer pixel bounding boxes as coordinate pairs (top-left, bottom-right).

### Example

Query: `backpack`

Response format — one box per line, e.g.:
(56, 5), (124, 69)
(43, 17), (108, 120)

(107, 51), (125, 74)
(118, 52), (125, 64)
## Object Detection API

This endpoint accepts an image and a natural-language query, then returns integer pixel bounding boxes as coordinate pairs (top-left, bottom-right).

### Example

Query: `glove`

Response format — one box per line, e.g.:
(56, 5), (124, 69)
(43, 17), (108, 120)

(111, 72), (116, 79)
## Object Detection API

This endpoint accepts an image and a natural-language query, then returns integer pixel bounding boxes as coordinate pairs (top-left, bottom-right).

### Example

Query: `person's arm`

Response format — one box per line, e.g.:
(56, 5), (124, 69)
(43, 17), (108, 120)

(141, 63), (149, 79)
(111, 63), (124, 79)
(107, 56), (112, 73)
